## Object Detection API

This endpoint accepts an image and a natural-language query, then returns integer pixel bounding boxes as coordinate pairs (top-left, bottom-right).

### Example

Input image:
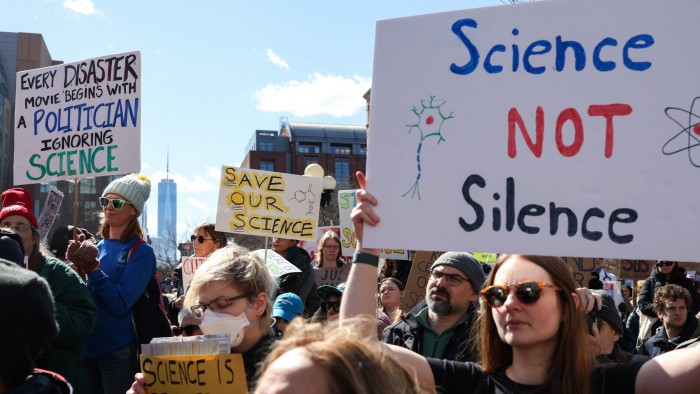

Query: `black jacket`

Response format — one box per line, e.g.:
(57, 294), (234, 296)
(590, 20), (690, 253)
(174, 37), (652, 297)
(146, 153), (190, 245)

(639, 314), (700, 357)
(277, 246), (315, 305)
(638, 266), (700, 318)
(382, 302), (478, 362)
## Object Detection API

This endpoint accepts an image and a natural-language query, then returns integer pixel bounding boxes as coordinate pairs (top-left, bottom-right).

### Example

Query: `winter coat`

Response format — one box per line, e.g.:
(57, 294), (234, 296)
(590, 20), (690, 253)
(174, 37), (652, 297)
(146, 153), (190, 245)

(277, 246), (315, 304)
(638, 266), (700, 318)
(639, 314), (700, 357)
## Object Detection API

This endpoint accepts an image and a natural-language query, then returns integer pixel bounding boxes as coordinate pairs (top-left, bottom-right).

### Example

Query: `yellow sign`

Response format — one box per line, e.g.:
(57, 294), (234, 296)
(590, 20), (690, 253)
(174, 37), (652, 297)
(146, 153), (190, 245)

(140, 354), (247, 394)
(473, 252), (498, 264)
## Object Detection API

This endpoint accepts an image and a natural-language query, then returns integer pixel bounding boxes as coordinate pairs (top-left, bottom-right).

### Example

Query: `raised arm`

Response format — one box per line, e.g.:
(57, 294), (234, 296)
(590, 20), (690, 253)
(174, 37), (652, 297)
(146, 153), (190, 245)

(340, 171), (435, 392)
(634, 346), (700, 393)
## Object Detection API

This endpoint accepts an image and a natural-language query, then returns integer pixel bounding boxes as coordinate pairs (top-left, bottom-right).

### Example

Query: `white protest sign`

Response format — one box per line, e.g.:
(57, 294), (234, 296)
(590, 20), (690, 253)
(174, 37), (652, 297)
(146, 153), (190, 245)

(181, 256), (207, 294)
(337, 189), (408, 259)
(216, 167), (322, 241)
(364, 0), (700, 261)
(14, 51), (141, 185)
(251, 249), (302, 277)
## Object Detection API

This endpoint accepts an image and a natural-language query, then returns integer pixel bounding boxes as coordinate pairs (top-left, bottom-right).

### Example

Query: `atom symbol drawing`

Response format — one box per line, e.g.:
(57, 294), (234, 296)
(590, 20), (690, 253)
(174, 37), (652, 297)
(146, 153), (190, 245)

(663, 96), (700, 167)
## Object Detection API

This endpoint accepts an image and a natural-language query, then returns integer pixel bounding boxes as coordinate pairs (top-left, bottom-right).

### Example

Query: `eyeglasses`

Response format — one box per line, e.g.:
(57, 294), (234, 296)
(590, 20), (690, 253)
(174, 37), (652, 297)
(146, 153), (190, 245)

(99, 197), (131, 210)
(191, 235), (215, 244)
(190, 293), (251, 318)
(481, 280), (562, 308)
(429, 269), (470, 287)
(656, 261), (674, 267)
(321, 301), (341, 312)
(181, 325), (200, 336)
(323, 244), (340, 250)
(1, 222), (31, 233)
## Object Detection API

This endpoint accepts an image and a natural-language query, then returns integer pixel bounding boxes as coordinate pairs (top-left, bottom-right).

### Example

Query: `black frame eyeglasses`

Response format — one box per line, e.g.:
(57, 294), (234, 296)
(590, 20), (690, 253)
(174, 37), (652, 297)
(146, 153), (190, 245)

(99, 197), (131, 210)
(190, 293), (251, 318)
(481, 280), (562, 308)
(429, 269), (470, 287)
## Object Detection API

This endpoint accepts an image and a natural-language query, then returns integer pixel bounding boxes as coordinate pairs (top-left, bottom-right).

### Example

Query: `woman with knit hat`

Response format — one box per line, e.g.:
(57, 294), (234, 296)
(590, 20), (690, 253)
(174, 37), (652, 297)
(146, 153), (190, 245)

(74, 174), (158, 394)
(0, 187), (98, 394)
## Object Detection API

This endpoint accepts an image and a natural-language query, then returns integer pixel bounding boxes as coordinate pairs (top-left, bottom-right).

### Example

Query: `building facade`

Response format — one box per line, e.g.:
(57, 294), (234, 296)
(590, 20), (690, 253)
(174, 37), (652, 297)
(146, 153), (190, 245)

(0, 32), (114, 237)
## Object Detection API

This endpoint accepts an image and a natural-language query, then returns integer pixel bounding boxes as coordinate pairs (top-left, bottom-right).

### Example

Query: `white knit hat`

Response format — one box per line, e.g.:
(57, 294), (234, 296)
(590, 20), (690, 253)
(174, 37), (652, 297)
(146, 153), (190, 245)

(102, 174), (151, 215)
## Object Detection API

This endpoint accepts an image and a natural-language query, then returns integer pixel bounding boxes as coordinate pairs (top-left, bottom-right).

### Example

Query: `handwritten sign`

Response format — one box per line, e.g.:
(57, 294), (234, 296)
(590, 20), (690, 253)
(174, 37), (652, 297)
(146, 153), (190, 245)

(251, 249), (301, 277)
(473, 253), (498, 264)
(561, 256), (598, 288)
(337, 189), (408, 259)
(14, 51), (141, 185)
(619, 259), (654, 280)
(400, 251), (442, 311)
(364, 0), (700, 262)
(181, 256), (207, 294)
(314, 266), (350, 288)
(216, 167), (322, 241)
(140, 354), (247, 394)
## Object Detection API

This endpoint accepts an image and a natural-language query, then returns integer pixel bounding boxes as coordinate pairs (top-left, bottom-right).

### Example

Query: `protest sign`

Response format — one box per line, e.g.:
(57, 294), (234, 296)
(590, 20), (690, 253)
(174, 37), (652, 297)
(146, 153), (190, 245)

(364, 0), (700, 261)
(181, 256), (207, 294)
(216, 167), (322, 241)
(473, 253), (498, 264)
(400, 251), (442, 311)
(337, 189), (408, 259)
(561, 256), (598, 288)
(251, 249), (301, 277)
(37, 186), (64, 240)
(619, 260), (654, 280)
(314, 266), (350, 288)
(14, 51), (141, 185)
(140, 354), (247, 394)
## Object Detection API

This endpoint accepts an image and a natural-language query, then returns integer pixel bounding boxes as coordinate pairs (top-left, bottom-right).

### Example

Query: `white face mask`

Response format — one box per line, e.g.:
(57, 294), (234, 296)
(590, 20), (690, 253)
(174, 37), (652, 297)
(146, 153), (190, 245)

(199, 309), (250, 348)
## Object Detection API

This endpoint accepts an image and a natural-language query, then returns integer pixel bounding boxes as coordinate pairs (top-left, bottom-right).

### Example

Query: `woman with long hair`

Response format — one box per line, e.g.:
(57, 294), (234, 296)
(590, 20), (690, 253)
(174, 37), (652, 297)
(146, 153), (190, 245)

(378, 277), (405, 324)
(343, 171), (700, 393)
(313, 230), (344, 268)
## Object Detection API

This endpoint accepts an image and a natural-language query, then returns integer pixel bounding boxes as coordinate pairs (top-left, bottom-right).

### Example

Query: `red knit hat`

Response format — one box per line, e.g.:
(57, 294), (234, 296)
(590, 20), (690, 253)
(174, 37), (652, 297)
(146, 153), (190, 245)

(0, 188), (39, 229)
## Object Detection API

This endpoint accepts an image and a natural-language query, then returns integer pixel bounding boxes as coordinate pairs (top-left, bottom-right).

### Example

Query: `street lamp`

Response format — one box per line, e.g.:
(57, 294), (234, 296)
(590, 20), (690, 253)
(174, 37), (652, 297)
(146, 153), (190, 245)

(321, 175), (336, 209)
(304, 164), (337, 226)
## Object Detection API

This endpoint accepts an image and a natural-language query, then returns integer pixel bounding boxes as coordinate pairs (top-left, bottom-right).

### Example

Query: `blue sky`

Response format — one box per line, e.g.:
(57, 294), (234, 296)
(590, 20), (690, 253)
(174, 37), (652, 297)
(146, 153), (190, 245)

(4, 0), (500, 240)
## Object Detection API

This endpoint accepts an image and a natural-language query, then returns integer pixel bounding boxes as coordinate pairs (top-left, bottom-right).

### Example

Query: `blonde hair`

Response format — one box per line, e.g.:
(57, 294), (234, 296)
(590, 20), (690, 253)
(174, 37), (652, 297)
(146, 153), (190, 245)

(259, 317), (424, 394)
(185, 245), (276, 335)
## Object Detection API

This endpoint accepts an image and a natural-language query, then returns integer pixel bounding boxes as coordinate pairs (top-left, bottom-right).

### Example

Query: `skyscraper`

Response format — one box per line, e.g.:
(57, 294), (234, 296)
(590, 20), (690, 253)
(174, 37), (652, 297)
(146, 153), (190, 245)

(158, 151), (177, 239)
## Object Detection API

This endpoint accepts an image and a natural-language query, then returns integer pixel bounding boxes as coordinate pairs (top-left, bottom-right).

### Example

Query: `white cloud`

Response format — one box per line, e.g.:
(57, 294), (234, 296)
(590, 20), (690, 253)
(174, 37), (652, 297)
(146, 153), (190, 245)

(141, 162), (151, 171)
(254, 73), (371, 117)
(266, 49), (289, 70)
(63, 0), (101, 15)
(205, 166), (221, 179)
(188, 198), (211, 214)
(146, 171), (217, 192)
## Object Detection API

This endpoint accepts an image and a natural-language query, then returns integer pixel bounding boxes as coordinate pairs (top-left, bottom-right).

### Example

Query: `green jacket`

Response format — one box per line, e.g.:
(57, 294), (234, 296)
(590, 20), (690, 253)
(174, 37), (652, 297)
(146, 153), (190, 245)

(36, 255), (98, 394)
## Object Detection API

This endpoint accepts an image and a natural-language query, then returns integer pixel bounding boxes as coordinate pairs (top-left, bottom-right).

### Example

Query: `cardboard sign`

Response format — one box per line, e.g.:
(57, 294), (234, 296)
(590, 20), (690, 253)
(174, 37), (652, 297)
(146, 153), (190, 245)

(140, 354), (247, 394)
(619, 259), (654, 280)
(400, 251), (442, 312)
(364, 0), (700, 262)
(337, 189), (408, 259)
(14, 51), (141, 185)
(216, 167), (322, 241)
(314, 266), (350, 288)
(251, 249), (301, 277)
(181, 256), (207, 294)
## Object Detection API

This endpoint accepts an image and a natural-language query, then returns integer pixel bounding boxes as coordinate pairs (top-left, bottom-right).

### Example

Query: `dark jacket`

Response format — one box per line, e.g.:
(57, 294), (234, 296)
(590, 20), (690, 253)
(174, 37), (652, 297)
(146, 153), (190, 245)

(639, 314), (700, 357)
(596, 343), (650, 365)
(638, 266), (700, 318)
(277, 246), (315, 304)
(382, 302), (478, 362)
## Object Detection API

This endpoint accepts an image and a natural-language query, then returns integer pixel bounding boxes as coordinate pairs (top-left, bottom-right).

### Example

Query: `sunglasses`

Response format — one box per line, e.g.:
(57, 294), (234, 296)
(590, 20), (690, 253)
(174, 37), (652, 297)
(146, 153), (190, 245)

(656, 261), (674, 267)
(481, 280), (562, 308)
(99, 197), (131, 210)
(191, 235), (215, 244)
(321, 301), (341, 312)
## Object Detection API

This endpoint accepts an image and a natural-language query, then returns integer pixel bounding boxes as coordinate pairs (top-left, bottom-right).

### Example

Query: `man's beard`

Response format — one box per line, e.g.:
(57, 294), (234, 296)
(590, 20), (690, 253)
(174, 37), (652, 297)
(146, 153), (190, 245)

(427, 287), (454, 315)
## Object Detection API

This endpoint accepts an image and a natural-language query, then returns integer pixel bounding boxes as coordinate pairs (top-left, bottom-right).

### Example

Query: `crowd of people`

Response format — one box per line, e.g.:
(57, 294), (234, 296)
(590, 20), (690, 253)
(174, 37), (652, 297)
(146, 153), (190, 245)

(1, 171), (700, 393)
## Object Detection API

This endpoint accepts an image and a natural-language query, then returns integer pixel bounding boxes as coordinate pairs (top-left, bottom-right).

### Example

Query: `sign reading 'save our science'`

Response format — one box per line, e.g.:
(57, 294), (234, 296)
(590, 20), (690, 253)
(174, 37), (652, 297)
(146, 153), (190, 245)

(364, 0), (700, 261)
(14, 51), (141, 185)
(216, 167), (323, 241)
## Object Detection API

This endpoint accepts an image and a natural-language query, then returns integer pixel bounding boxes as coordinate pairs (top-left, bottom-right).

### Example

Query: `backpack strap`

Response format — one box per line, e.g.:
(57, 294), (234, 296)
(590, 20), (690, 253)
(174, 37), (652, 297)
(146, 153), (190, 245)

(127, 239), (146, 262)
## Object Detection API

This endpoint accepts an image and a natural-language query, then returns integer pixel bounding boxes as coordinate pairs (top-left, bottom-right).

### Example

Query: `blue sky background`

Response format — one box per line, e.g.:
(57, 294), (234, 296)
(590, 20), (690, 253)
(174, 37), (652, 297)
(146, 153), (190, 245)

(4, 0), (500, 239)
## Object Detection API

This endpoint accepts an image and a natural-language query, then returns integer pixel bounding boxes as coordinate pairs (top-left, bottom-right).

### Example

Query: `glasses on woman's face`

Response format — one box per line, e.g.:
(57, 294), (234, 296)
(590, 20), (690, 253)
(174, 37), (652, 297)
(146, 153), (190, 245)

(191, 235), (214, 244)
(1, 222), (31, 233)
(190, 293), (251, 318)
(321, 300), (341, 312)
(481, 280), (562, 308)
(99, 197), (131, 210)
(656, 261), (674, 267)
(323, 244), (339, 250)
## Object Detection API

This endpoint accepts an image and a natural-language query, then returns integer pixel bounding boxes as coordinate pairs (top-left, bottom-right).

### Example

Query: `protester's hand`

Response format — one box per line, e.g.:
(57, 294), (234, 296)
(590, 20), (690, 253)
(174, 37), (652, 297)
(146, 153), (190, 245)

(350, 171), (381, 255)
(588, 321), (605, 355)
(66, 234), (100, 273)
(126, 372), (147, 394)
(174, 295), (185, 309)
(575, 287), (602, 314)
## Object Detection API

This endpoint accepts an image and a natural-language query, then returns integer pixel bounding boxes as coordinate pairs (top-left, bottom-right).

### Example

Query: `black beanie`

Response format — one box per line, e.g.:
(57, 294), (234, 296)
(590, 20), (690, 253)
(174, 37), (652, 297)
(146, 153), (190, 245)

(0, 259), (58, 388)
(596, 292), (624, 335)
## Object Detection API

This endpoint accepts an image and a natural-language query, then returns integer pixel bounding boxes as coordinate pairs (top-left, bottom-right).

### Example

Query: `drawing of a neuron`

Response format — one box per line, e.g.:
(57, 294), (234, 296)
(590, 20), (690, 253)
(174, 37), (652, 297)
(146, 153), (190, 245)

(403, 96), (454, 199)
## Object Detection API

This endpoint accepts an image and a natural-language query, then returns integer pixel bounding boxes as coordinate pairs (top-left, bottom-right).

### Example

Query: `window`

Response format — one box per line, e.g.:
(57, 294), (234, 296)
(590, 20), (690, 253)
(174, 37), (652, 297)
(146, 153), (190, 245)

(359, 144), (367, 155)
(304, 156), (318, 169)
(260, 160), (275, 172)
(298, 143), (320, 154)
(80, 178), (97, 194)
(331, 144), (352, 155)
(335, 158), (350, 185)
(84, 200), (97, 220)
(258, 141), (274, 151)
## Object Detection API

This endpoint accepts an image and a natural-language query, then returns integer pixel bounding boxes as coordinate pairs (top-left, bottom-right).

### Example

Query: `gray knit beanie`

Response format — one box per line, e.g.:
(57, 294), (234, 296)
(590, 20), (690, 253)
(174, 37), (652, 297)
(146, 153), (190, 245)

(430, 252), (486, 291)
(102, 173), (151, 215)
